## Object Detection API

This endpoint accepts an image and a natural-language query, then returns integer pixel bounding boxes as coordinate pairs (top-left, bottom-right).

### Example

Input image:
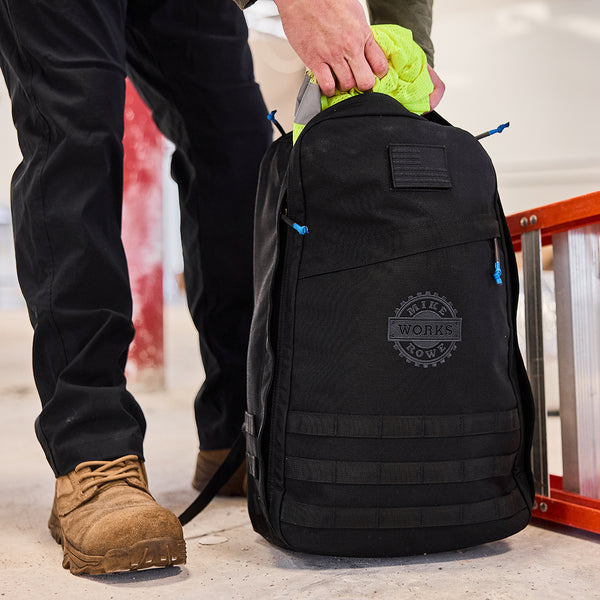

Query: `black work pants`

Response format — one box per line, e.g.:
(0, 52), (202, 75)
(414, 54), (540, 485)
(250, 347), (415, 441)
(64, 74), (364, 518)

(0, 0), (271, 476)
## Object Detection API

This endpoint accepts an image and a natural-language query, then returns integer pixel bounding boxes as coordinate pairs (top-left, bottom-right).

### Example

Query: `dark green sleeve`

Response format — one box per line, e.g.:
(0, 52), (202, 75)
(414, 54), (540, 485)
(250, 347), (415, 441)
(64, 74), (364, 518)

(367, 0), (434, 65)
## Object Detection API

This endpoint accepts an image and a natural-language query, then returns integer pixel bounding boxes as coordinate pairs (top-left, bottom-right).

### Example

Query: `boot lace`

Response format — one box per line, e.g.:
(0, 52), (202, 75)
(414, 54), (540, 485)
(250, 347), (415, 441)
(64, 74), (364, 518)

(75, 455), (144, 493)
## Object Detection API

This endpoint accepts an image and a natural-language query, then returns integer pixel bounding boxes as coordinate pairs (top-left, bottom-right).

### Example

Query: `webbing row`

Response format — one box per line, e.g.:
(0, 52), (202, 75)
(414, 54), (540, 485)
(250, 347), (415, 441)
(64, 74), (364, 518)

(281, 488), (525, 530)
(285, 453), (516, 485)
(286, 408), (519, 439)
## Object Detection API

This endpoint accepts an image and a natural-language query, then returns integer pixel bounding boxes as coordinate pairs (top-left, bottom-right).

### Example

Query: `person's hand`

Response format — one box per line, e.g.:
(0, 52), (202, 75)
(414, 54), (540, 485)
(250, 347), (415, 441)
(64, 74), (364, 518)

(274, 0), (389, 96)
(427, 65), (445, 112)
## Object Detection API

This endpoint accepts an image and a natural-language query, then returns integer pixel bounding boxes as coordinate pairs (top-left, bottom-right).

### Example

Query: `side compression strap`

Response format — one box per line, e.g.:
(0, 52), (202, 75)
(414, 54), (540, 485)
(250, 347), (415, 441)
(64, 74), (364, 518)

(179, 431), (246, 526)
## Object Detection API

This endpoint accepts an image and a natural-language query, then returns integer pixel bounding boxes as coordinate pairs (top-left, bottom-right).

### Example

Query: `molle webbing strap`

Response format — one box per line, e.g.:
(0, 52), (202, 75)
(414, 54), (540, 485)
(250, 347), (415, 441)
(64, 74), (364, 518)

(286, 408), (519, 439)
(281, 488), (526, 530)
(285, 454), (516, 486)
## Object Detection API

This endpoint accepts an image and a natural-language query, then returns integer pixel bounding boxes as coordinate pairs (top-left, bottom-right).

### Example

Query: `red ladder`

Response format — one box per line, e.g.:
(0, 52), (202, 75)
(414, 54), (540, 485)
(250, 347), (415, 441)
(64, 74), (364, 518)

(507, 191), (600, 533)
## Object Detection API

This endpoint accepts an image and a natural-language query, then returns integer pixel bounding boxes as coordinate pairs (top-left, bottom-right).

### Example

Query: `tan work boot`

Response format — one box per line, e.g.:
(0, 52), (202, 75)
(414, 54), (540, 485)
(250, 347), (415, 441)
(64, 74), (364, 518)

(48, 455), (186, 575)
(192, 449), (247, 497)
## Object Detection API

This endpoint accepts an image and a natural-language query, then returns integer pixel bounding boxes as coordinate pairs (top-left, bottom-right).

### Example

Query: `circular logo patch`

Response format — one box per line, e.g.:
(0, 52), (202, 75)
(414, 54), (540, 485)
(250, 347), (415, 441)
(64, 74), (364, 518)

(387, 291), (462, 368)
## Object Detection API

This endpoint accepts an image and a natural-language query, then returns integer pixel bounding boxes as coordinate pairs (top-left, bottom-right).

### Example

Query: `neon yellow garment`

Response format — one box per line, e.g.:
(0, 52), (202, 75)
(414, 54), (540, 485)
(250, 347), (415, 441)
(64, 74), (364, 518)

(293, 24), (433, 143)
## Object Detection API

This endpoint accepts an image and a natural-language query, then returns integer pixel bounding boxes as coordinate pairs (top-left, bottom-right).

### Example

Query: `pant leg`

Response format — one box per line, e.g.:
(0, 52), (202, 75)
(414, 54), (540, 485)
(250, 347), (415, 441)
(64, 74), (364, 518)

(125, 0), (272, 449)
(0, 0), (146, 476)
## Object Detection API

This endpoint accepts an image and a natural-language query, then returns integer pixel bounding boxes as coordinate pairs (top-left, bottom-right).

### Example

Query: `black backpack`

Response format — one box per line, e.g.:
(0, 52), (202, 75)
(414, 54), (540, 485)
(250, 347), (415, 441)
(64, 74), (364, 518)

(182, 92), (535, 557)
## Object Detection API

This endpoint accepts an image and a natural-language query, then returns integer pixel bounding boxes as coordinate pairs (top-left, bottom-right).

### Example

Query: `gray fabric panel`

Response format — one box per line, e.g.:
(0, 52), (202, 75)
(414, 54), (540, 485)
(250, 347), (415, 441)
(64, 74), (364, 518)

(294, 75), (323, 126)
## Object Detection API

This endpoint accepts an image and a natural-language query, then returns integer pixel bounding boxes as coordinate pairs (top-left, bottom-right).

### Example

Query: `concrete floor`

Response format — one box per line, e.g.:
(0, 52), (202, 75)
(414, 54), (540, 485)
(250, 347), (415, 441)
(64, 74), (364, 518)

(1, 305), (600, 599)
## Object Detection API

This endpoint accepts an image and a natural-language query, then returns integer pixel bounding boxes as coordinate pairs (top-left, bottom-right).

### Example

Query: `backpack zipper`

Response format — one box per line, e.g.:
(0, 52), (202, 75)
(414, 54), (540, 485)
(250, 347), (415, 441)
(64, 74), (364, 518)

(493, 237), (503, 285)
(281, 212), (309, 236)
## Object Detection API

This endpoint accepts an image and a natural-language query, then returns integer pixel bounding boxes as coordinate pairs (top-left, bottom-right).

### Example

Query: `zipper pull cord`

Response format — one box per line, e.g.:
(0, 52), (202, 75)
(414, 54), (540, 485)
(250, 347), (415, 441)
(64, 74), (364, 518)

(476, 121), (510, 140)
(493, 238), (503, 285)
(281, 213), (309, 236)
(267, 110), (286, 137)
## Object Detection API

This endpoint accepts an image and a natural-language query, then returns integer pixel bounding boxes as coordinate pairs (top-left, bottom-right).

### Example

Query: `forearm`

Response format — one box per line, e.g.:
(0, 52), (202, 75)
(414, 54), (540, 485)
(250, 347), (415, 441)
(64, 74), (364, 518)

(234, 0), (434, 66)
(233, 0), (438, 101)
(367, 0), (433, 65)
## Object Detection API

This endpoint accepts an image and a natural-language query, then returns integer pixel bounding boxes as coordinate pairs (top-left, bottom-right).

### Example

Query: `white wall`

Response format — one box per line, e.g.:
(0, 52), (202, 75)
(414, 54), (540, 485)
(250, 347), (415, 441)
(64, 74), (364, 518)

(0, 87), (20, 306)
(432, 0), (600, 214)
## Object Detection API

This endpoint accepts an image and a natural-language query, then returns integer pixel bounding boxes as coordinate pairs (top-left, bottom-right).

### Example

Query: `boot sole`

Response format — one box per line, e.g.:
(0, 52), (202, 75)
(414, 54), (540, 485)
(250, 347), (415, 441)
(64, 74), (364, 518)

(49, 510), (186, 575)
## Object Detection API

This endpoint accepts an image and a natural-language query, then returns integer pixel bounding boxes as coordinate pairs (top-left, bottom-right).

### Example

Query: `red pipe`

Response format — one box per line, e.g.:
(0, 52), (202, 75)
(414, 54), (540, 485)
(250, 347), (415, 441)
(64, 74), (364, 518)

(121, 80), (165, 390)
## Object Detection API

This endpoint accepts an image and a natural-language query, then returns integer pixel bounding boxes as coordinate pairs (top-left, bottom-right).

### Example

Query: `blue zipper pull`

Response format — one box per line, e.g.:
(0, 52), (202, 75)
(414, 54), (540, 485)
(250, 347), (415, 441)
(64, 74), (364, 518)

(281, 213), (309, 235)
(493, 238), (503, 285)
(493, 262), (503, 285)
(267, 110), (286, 137)
(476, 121), (510, 140)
